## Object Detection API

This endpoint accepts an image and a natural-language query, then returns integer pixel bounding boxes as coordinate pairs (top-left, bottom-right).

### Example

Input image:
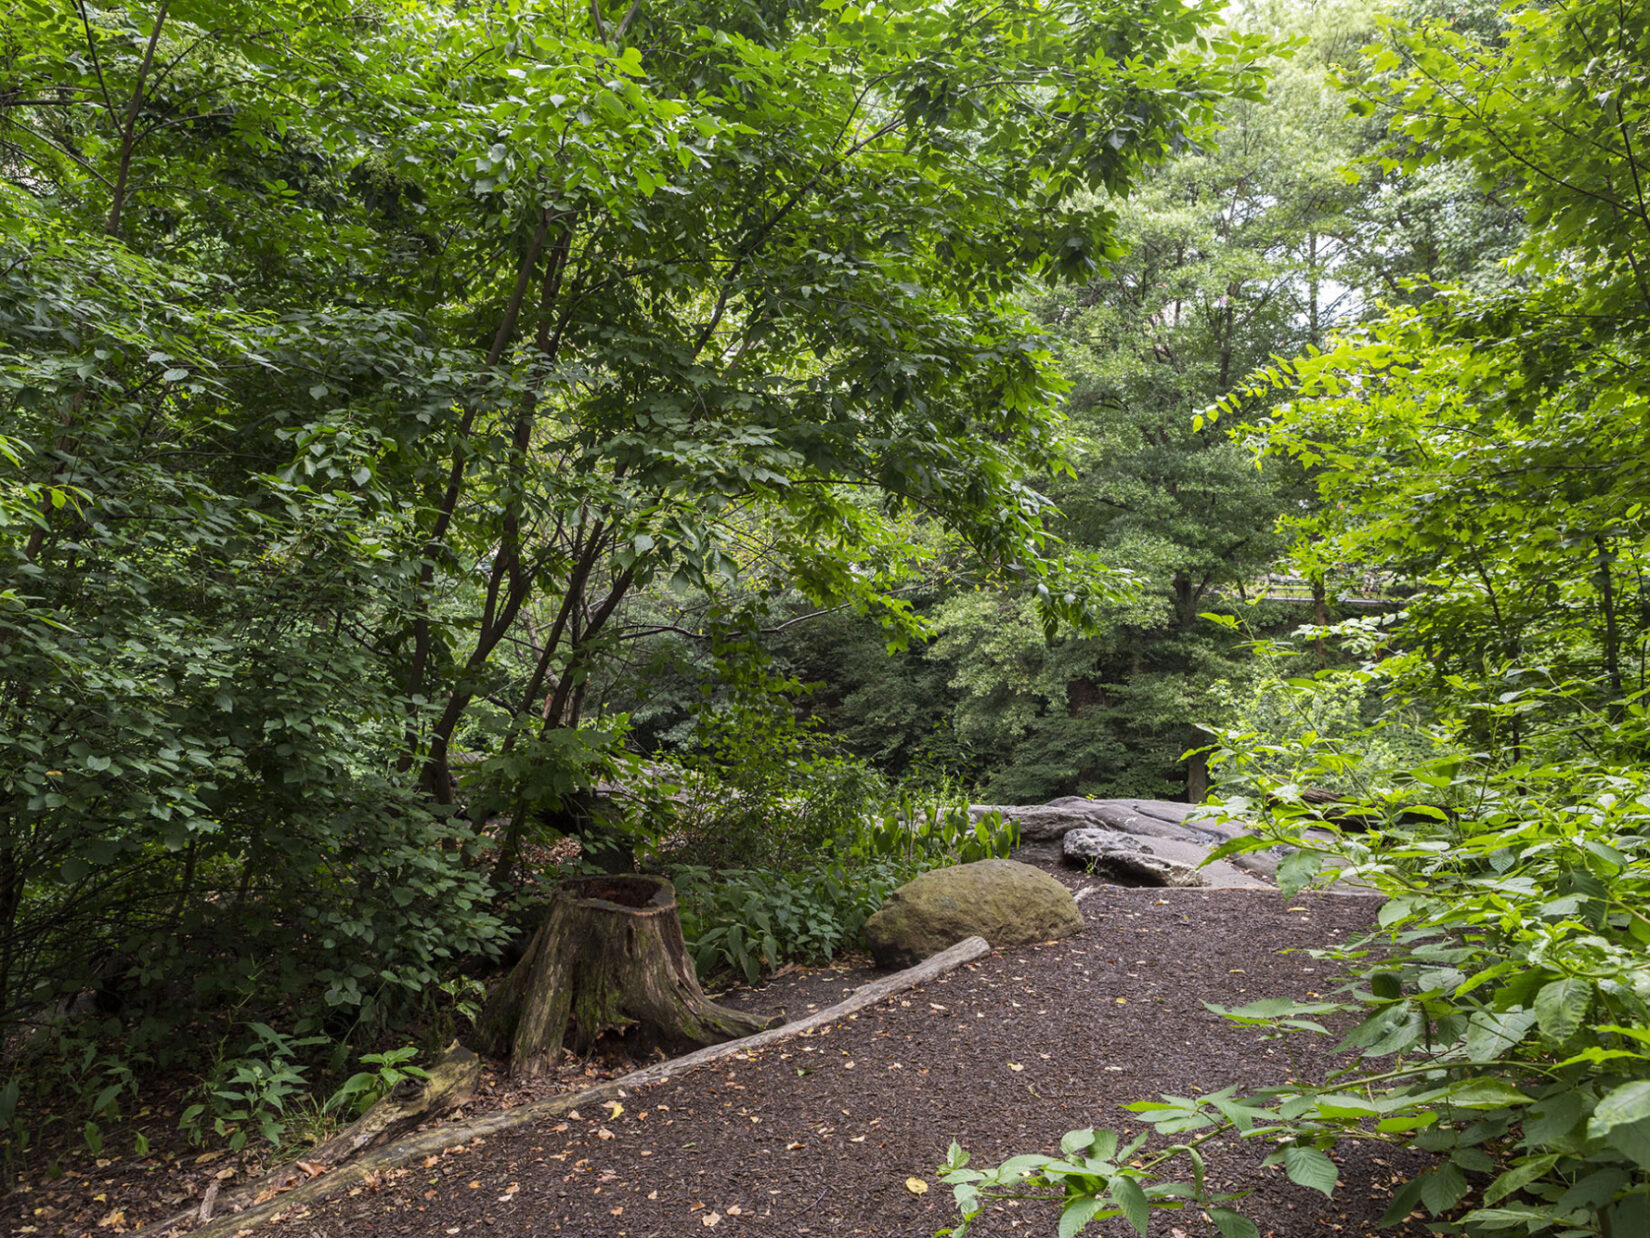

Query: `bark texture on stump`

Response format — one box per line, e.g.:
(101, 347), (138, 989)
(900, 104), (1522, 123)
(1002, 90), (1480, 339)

(475, 874), (776, 1076)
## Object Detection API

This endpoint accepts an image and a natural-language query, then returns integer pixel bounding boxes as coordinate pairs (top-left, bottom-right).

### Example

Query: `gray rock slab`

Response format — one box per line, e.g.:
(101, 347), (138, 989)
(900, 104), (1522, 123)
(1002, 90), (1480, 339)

(1060, 829), (1208, 887)
(975, 798), (1281, 887)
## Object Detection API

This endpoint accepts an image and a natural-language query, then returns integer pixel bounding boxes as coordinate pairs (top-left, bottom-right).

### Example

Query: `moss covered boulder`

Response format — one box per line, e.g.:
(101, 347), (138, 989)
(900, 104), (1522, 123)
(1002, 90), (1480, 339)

(864, 859), (1082, 968)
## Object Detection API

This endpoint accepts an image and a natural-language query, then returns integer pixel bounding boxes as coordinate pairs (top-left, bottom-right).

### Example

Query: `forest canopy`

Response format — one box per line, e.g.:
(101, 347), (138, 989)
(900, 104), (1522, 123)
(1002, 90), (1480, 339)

(0, 0), (1266, 1031)
(4, 0), (1650, 1233)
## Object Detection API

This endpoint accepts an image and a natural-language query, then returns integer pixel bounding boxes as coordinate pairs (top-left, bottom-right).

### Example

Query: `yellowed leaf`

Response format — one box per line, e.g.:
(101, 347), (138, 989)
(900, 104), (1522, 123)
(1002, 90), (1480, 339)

(606, 1101), (624, 1118)
(905, 1178), (929, 1196)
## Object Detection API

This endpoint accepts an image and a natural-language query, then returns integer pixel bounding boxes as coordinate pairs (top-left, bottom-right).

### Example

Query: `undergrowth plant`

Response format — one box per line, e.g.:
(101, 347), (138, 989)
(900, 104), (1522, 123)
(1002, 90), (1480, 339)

(672, 860), (912, 985)
(847, 785), (1019, 869)
(671, 778), (1016, 984)
(941, 628), (1650, 1238)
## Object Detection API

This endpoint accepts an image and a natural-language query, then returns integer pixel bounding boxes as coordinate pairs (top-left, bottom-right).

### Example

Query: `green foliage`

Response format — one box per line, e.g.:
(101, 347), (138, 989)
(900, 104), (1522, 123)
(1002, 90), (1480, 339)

(324, 1046), (428, 1120)
(1199, 616), (1456, 798)
(672, 860), (910, 986)
(179, 1022), (328, 1153)
(670, 774), (1014, 984)
(3, 0), (1269, 1048)
(938, 1126), (1251, 1238)
(951, 641), (1650, 1237)
(845, 792), (1019, 869)
(951, 4), (1650, 1224)
(1214, 0), (1650, 765)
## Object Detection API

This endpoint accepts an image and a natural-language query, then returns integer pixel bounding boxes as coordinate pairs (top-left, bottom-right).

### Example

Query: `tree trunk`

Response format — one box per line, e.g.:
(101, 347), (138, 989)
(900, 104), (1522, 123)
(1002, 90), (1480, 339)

(474, 875), (777, 1076)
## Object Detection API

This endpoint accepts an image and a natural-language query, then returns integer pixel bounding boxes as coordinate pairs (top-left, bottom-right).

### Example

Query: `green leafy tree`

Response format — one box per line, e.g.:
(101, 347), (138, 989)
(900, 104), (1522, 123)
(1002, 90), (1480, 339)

(0, 0), (1271, 1037)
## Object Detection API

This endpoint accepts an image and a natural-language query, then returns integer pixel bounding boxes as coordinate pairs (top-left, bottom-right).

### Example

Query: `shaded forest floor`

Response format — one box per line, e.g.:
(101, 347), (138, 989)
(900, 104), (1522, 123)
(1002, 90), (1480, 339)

(8, 858), (1437, 1238)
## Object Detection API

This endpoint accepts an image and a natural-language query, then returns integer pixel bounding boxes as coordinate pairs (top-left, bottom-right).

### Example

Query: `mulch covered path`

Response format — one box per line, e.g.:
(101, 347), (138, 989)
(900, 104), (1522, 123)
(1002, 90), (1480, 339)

(265, 880), (1432, 1238)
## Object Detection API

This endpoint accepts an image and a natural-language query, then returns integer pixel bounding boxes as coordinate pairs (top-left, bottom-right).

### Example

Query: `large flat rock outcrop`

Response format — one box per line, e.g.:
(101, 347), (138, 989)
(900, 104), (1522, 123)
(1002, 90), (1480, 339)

(971, 797), (1278, 888)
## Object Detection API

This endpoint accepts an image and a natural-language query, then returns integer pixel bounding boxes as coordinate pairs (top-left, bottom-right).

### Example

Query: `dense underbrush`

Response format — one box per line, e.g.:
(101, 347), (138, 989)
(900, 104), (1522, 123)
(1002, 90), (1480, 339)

(944, 642), (1650, 1238)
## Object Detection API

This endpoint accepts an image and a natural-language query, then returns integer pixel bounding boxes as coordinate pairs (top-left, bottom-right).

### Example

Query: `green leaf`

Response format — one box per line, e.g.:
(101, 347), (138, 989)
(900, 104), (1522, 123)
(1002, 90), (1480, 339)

(1482, 1154), (1560, 1206)
(1209, 1208), (1261, 1238)
(1108, 1176), (1150, 1237)
(1058, 1196), (1103, 1238)
(1420, 1162), (1468, 1214)
(1378, 1174), (1426, 1227)
(1060, 1128), (1097, 1156)
(1590, 1080), (1650, 1135)
(1532, 977), (1590, 1043)
(1282, 1145), (1338, 1197)
(1446, 1077), (1533, 1109)
(1276, 848), (1323, 896)
(1598, 1116), (1650, 1170)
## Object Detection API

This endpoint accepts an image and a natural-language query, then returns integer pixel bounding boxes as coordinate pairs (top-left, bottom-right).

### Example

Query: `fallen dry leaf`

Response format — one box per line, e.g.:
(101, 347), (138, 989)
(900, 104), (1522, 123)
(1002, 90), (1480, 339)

(606, 1101), (624, 1118)
(702, 1211), (722, 1227)
(786, 1141), (805, 1151)
(905, 1178), (929, 1196)
(296, 1161), (326, 1177)
(1008, 1062), (1024, 1072)
(596, 1126), (615, 1140)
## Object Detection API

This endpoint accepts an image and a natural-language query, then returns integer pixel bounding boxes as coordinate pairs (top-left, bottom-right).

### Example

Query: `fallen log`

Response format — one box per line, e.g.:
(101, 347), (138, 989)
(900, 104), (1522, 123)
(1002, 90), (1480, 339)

(132, 1044), (481, 1237)
(143, 935), (993, 1238)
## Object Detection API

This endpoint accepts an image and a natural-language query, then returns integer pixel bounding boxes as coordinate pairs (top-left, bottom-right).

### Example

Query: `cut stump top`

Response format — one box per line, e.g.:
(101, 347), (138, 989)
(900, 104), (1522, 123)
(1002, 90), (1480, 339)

(560, 873), (674, 912)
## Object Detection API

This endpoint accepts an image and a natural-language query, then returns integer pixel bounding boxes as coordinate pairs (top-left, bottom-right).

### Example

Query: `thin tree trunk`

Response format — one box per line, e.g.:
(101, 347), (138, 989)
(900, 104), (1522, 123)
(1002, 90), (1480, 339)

(105, 0), (172, 237)
(1597, 535), (1624, 719)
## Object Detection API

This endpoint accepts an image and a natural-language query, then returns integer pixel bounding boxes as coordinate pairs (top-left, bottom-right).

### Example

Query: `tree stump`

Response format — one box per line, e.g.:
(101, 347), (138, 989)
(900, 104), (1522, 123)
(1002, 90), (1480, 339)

(474, 874), (778, 1076)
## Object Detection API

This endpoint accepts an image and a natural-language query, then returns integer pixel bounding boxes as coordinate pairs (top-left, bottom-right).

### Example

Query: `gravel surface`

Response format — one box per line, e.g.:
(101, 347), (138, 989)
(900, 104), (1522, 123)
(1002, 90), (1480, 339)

(276, 883), (1432, 1238)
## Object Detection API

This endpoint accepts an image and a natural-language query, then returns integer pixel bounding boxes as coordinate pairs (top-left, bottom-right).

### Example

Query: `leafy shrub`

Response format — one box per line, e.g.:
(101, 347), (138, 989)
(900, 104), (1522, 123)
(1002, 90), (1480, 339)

(669, 775), (1016, 985)
(324, 1045), (428, 1119)
(845, 788), (1018, 868)
(180, 1021), (327, 1152)
(944, 654), (1650, 1238)
(671, 860), (911, 985)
